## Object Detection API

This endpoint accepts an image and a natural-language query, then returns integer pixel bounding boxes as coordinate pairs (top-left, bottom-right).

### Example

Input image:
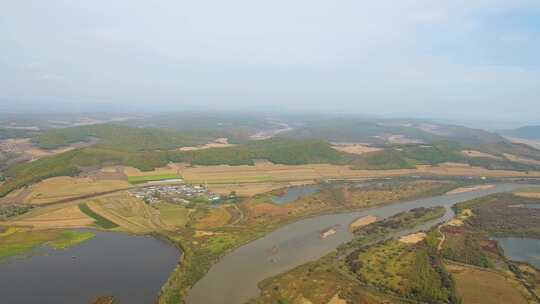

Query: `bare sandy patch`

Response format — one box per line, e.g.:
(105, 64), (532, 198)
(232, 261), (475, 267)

(194, 230), (216, 238)
(179, 138), (235, 151)
(349, 215), (377, 232)
(320, 228), (337, 239)
(399, 232), (427, 244)
(331, 143), (381, 155)
(462, 150), (501, 159)
(446, 184), (495, 195)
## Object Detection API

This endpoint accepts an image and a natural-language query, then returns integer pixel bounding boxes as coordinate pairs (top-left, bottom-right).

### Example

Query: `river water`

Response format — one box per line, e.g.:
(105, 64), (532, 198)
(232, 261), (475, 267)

(0, 230), (180, 304)
(186, 184), (527, 304)
(495, 237), (540, 268)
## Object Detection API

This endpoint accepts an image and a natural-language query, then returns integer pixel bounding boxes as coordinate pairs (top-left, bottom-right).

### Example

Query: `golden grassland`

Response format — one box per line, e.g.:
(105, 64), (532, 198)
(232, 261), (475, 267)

(446, 262), (529, 304)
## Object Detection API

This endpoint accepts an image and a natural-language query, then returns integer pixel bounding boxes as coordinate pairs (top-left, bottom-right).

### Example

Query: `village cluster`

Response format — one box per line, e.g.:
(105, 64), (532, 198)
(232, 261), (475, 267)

(128, 183), (222, 205)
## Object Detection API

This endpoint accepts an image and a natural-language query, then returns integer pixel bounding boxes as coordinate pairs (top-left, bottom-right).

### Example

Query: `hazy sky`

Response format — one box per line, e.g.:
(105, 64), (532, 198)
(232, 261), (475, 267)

(1, 1), (539, 120)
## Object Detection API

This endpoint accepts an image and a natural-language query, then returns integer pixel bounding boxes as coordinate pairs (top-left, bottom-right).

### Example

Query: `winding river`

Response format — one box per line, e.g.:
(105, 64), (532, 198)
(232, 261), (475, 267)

(0, 230), (180, 304)
(186, 184), (527, 304)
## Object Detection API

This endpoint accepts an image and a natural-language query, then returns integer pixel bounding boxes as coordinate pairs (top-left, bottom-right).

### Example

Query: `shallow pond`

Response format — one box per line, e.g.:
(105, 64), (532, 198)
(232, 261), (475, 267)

(271, 184), (320, 204)
(187, 184), (526, 304)
(0, 230), (180, 304)
(495, 237), (540, 268)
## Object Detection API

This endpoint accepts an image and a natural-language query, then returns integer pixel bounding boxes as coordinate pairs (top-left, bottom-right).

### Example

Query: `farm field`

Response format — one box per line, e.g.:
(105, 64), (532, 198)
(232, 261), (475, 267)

(446, 262), (528, 304)
(1, 176), (129, 205)
(177, 161), (540, 196)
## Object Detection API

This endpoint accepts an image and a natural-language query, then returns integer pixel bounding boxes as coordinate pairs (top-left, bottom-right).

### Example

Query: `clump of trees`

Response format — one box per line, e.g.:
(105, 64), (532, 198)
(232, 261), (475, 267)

(0, 204), (32, 220)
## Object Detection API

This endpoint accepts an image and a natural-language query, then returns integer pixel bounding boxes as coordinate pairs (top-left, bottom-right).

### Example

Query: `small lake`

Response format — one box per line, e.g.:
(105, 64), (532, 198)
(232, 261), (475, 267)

(271, 184), (320, 204)
(495, 237), (540, 268)
(0, 230), (180, 304)
(187, 184), (528, 304)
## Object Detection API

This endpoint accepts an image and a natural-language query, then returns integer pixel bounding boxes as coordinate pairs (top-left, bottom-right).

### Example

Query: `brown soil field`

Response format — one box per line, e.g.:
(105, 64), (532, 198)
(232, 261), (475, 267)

(331, 143), (381, 155)
(462, 150), (501, 159)
(446, 184), (495, 195)
(446, 262), (529, 304)
(19, 176), (129, 205)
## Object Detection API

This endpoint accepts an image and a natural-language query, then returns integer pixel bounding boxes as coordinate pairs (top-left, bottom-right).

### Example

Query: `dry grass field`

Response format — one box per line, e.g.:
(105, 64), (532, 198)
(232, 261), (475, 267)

(86, 193), (162, 233)
(446, 263), (529, 304)
(7, 204), (94, 229)
(331, 143), (382, 155)
(18, 176), (129, 205)
(193, 206), (232, 230)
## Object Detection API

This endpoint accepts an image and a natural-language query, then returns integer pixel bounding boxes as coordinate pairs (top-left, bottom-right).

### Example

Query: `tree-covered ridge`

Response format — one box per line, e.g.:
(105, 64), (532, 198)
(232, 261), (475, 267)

(33, 124), (208, 150)
(170, 138), (351, 166)
(281, 117), (506, 146)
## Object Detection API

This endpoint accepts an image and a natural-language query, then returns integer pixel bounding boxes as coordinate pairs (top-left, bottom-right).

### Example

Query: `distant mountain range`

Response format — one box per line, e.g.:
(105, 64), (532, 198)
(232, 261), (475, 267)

(502, 126), (540, 140)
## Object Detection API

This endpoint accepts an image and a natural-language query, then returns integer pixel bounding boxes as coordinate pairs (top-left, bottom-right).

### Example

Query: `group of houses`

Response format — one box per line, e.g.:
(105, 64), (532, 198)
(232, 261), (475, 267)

(128, 184), (221, 205)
